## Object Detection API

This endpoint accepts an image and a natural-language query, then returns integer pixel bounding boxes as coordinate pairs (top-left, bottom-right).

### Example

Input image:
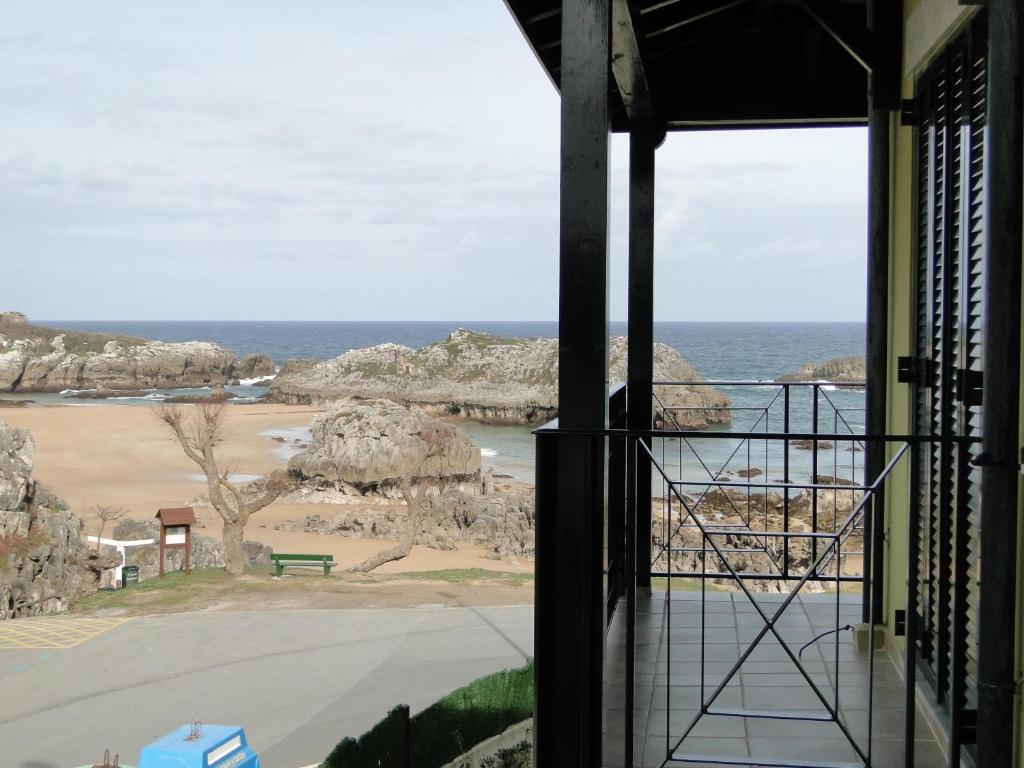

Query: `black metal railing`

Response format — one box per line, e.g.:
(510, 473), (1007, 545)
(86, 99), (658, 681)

(534, 380), (980, 768)
(651, 381), (867, 584)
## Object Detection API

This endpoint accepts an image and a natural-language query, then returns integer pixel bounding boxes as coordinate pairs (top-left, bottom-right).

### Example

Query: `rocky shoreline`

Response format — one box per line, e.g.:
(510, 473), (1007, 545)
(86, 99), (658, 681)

(270, 329), (731, 428)
(776, 355), (865, 383)
(0, 312), (275, 393)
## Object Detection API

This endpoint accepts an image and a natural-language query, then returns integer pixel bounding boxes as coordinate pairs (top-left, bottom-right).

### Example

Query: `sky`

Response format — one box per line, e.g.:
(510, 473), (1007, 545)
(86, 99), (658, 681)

(0, 1), (868, 323)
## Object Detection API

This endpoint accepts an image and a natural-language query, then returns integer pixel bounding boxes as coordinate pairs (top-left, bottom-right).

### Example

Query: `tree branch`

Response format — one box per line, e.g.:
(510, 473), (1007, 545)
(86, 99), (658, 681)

(156, 406), (207, 469)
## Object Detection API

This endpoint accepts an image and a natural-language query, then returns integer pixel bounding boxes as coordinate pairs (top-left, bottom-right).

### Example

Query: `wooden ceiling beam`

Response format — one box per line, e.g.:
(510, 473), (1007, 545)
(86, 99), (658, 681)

(612, 0), (657, 121)
(797, 0), (874, 72)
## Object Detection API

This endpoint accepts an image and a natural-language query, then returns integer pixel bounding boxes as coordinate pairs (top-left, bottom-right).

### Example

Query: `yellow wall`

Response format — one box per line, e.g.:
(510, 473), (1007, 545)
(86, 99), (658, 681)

(882, 0), (977, 656)
(885, 1), (1024, 763)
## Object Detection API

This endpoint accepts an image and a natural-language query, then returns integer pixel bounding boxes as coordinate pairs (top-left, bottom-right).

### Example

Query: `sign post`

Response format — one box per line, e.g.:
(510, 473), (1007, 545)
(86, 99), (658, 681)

(155, 507), (196, 577)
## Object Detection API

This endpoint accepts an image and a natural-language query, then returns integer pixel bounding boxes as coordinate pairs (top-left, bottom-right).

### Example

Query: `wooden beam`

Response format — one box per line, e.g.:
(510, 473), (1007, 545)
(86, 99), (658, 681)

(868, 0), (903, 110)
(535, 0), (611, 766)
(612, 0), (656, 121)
(977, 3), (1023, 766)
(797, 0), (874, 72)
(627, 123), (662, 591)
(862, 107), (890, 625)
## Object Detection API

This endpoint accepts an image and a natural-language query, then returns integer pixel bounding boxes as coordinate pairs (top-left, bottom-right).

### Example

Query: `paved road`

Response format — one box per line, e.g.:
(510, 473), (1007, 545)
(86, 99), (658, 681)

(0, 605), (533, 768)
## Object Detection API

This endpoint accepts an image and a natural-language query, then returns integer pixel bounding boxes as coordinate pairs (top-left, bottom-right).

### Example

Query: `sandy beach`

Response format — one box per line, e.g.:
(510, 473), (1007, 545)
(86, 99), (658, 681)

(0, 403), (534, 575)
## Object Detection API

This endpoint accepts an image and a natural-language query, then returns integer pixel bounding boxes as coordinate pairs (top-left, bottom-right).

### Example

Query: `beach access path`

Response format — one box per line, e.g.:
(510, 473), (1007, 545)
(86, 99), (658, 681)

(0, 604), (533, 768)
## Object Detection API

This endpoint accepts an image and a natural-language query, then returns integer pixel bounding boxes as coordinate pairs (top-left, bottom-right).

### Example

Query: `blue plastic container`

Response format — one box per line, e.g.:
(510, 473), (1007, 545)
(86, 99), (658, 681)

(139, 725), (259, 768)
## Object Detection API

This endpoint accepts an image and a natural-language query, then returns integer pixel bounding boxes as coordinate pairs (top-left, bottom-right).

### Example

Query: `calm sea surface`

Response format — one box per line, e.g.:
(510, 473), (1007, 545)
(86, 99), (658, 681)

(41, 321), (867, 485)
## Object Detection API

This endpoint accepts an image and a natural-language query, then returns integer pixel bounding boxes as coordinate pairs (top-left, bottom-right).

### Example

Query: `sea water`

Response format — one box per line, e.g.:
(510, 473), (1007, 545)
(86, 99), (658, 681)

(40, 320), (867, 485)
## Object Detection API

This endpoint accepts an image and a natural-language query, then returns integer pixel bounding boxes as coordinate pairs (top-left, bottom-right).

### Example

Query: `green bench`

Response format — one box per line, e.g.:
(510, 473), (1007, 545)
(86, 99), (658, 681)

(270, 553), (336, 577)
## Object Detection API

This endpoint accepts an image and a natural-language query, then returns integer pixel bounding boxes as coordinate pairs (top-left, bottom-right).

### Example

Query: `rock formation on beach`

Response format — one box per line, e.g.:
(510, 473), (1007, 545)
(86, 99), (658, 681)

(652, 476), (863, 592)
(270, 329), (730, 427)
(777, 355), (866, 383)
(288, 399), (482, 497)
(283, 400), (534, 562)
(0, 421), (117, 619)
(0, 313), (276, 393)
(278, 488), (535, 563)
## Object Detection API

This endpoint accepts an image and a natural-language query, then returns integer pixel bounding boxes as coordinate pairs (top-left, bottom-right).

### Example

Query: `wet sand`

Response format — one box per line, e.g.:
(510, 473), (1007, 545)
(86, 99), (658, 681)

(1, 403), (534, 574)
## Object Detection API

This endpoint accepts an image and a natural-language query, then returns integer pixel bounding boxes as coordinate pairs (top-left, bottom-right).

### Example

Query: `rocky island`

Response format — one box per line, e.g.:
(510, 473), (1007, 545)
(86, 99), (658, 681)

(776, 355), (866, 383)
(270, 329), (730, 428)
(0, 311), (275, 393)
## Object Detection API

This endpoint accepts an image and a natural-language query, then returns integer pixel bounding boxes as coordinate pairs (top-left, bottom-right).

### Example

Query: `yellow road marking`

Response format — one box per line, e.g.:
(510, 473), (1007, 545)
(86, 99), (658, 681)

(0, 616), (131, 649)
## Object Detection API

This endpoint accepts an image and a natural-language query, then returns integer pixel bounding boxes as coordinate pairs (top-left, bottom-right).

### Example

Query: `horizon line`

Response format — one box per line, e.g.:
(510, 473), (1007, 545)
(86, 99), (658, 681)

(33, 318), (868, 325)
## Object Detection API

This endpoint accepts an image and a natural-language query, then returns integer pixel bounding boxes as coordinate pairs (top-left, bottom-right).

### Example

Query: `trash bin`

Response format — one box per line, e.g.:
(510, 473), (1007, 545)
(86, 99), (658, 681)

(140, 724), (260, 768)
(122, 565), (139, 588)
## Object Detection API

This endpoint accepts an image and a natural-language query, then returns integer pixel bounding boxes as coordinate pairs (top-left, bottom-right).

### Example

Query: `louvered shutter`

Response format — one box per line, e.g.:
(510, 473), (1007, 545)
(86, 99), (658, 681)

(911, 15), (987, 758)
(913, 13), (983, 757)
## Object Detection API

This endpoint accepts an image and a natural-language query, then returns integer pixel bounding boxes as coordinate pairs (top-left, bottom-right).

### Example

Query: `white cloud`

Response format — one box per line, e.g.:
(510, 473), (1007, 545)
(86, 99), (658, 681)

(0, 2), (865, 322)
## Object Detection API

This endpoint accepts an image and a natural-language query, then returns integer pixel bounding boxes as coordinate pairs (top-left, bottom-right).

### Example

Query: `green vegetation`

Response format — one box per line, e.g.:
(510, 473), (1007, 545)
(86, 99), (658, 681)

(390, 568), (532, 586)
(71, 566), (532, 617)
(353, 361), (404, 377)
(475, 742), (531, 768)
(74, 567), (253, 612)
(322, 661), (533, 768)
(0, 318), (145, 357)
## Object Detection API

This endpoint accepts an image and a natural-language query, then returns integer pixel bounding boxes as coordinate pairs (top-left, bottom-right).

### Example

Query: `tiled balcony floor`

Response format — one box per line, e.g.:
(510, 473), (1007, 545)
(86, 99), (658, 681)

(606, 590), (946, 768)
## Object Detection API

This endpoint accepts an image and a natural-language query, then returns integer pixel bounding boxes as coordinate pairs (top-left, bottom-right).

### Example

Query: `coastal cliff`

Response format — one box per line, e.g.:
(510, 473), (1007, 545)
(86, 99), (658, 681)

(0, 421), (117, 618)
(0, 313), (275, 392)
(270, 329), (731, 427)
(776, 355), (866, 383)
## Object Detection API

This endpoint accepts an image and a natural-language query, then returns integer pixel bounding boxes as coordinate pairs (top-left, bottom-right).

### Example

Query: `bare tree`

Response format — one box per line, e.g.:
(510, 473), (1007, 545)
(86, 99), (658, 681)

(349, 421), (462, 574)
(92, 505), (128, 550)
(157, 403), (291, 575)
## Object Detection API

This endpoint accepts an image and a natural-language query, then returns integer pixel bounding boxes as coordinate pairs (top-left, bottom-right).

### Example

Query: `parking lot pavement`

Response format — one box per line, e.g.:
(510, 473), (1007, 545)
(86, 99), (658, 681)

(0, 604), (533, 768)
(0, 615), (131, 649)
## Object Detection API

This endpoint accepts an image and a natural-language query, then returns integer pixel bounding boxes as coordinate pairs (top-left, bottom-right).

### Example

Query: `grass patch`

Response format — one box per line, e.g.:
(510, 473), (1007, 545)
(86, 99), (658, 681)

(385, 569), (532, 586)
(322, 661), (533, 768)
(73, 567), (257, 612)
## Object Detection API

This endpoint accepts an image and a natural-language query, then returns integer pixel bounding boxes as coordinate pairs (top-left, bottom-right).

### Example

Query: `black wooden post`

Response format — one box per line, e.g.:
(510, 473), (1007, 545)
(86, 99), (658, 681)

(976, 2), (1023, 765)
(534, 0), (611, 765)
(399, 703), (410, 768)
(628, 123), (660, 590)
(863, 106), (890, 626)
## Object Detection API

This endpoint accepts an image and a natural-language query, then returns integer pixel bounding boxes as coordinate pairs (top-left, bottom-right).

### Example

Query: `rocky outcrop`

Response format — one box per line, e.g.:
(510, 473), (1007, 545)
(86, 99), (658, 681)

(0, 422), (117, 619)
(269, 329), (729, 427)
(777, 355), (866, 383)
(288, 400), (481, 497)
(110, 519), (272, 580)
(652, 477), (862, 592)
(278, 488), (535, 562)
(0, 314), (276, 392)
(234, 353), (277, 381)
(279, 358), (319, 377)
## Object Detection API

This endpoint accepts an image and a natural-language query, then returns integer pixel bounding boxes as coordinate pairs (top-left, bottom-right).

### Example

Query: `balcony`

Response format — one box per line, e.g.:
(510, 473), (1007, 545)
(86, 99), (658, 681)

(536, 382), (968, 768)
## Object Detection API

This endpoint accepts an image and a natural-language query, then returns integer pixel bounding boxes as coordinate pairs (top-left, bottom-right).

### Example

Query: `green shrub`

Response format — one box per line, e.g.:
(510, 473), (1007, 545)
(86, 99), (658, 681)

(322, 661), (533, 768)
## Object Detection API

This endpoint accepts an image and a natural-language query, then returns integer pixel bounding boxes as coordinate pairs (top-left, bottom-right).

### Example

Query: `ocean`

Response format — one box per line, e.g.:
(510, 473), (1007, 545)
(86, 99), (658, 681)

(39, 320), (867, 485)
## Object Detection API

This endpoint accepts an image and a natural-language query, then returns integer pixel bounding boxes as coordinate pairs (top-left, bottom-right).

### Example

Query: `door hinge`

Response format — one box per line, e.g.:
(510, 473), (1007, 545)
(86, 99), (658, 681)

(955, 368), (983, 406)
(898, 357), (936, 385)
(900, 100), (918, 126)
(897, 357), (916, 384)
